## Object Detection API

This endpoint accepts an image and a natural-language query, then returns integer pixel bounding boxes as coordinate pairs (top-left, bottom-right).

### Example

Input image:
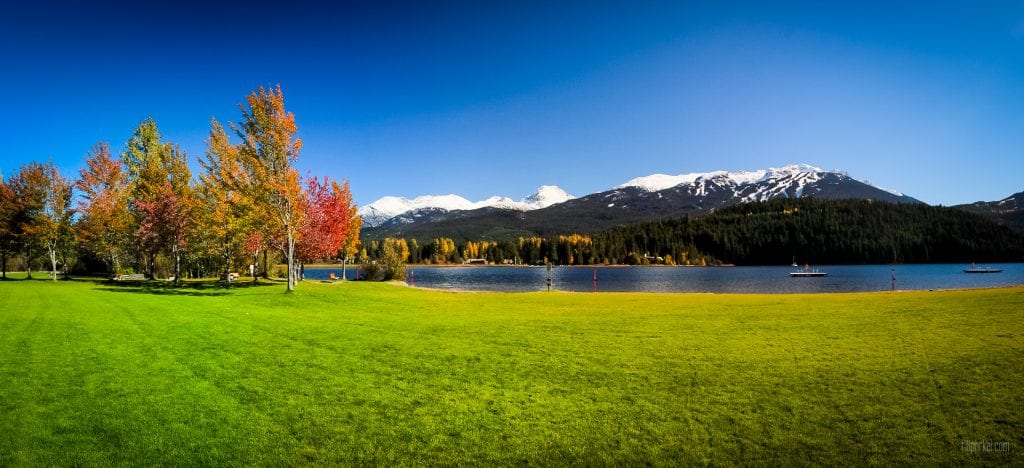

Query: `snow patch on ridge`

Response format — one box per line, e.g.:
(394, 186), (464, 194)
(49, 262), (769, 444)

(360, 185), (575, 227)
(617, 164), (827, 193)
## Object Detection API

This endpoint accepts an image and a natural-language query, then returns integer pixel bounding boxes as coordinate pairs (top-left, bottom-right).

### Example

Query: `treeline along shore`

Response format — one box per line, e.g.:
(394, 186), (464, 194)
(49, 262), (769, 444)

(360, 198), (1024, 266)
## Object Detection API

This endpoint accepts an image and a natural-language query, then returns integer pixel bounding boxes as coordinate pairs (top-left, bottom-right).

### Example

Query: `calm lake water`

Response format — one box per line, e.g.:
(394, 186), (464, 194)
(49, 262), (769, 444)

(304, 263), (1024, 293)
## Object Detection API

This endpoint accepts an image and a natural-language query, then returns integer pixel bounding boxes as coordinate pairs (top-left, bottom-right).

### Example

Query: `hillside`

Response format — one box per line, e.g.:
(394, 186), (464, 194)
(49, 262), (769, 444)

(954, 191), (1024, 234)
(592, 198), (1024, 265)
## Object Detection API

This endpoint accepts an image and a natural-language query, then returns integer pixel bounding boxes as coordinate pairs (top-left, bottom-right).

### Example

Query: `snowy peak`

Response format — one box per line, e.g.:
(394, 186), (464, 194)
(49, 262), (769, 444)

(360, 164), (919, 229)
(616, 173), (704, 192)
(358, 194), (477, 227)
(525, 185), (573, 208)
(612, 163), (920, 204)
(359, 185), (575, 227)
(617, 164), (826, 193)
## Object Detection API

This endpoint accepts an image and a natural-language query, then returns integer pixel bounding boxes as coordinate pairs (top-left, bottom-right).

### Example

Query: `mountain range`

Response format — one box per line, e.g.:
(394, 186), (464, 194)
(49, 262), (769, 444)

(359, 185), (574, 227)
(359, 163), (1008, 241)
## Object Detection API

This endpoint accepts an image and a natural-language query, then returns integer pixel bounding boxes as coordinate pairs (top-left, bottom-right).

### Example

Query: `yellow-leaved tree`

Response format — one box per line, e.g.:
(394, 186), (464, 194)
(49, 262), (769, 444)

(232, 85), (305, 292)
(198, 119), (252, 282)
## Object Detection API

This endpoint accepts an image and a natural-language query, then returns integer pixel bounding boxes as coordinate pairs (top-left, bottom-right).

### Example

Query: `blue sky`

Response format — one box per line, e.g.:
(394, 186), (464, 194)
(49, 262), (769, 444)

(2, 1), (1023, 206)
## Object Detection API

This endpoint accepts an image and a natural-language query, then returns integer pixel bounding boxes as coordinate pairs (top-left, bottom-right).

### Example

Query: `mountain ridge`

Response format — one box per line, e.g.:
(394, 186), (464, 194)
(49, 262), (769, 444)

(362, 164), (925, 241)
(359, 185), (574, 227)
(361, 164), (914, 227)
(953, 191), (1024, 234)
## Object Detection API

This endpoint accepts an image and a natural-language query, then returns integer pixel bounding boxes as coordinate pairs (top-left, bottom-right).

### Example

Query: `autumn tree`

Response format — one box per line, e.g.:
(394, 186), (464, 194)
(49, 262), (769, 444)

(341, 208), (362, 280)
(9, 165), (45, 277)
(198, 119), (251, 281)
(380, 238), (408, 280)
(243, 231), (264, 282)
(232, 85), (305, 292)
(297, 176), (359, 265)
(0, 174), (19, 279)
(0, 175), (20, 279)
(9, 162), (74, 280)
(123, 118), (192, 278)
(135, 181), (192, 285)
(76, 142), (132, 275)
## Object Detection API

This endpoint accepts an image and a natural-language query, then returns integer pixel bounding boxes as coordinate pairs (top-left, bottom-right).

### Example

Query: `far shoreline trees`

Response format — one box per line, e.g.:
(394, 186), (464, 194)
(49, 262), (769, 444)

(0, 84), (361, 291)
(358, 198), (1024, 267)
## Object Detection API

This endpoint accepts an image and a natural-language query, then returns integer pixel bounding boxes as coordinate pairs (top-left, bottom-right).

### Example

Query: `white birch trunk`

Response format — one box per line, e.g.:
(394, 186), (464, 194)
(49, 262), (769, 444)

(286, 229), (296, 292)
(49, 241), (58, 281)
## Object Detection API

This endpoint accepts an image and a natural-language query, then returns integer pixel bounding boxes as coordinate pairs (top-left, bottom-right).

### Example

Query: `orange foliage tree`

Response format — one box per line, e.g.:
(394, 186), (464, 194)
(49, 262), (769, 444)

(198, 119), (252, 281)
(231, 85), (305, 291)
(0, 175), (19, 279)
(9, 161), (74, 280)
(76, 142), (132, 276)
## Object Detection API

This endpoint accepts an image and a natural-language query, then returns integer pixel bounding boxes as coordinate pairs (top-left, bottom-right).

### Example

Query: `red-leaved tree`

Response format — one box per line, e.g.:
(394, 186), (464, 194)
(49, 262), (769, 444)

(243, 231), (263, 282)
(296, 176), (356, 265)
(135, 181), (191, 284)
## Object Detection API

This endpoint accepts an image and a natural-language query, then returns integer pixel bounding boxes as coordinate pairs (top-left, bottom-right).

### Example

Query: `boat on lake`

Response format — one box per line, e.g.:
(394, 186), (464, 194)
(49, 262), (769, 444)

(790, 264), (828, 277)
(964, 262), (1002, 273)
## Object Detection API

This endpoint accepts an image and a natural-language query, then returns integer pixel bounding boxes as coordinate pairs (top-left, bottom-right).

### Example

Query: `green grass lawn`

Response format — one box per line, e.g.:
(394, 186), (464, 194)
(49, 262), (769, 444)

(1, 275), (1022, 465)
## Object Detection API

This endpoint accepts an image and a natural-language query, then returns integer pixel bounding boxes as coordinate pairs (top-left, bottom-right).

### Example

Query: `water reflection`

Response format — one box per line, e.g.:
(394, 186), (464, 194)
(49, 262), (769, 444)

(304, 264), (1024, 293)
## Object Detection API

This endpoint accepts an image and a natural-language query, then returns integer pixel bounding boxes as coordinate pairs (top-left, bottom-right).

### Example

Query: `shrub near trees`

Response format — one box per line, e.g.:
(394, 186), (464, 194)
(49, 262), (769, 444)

(362, 238), (408, 281)
(0, 85), (361, 291)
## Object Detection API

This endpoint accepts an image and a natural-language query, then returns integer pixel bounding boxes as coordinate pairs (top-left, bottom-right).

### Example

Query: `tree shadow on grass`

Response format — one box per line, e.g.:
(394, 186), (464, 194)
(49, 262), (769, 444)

(0, 274), (62, 281)
(96, 278), (282, 297)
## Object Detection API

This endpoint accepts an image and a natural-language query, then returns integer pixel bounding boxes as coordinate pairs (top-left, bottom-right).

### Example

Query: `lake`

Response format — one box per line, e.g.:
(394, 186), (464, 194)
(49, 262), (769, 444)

(303, 263), (1024, 293)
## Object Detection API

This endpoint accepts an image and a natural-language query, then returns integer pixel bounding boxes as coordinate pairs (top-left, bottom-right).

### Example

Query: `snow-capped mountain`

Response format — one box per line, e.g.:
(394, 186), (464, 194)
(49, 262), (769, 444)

(361, 163), (923, 240)
(359, 185), (574, 227)
(524, 185), (574, 208)
(616, 164), (905, 201)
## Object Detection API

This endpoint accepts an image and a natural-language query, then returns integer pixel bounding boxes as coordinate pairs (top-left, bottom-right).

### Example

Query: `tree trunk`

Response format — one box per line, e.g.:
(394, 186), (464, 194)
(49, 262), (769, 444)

(174, 246), (181, 287)
(286, 230), (295, 292)
(49, 243), (58, 281)
(252, 251), (259, 283)
(60, 249), (71, 280)
(341, 257), (347, 281)
(1, 250), (7, 279)
(223, 245), (231, 284)
(262, 250), (269, 279)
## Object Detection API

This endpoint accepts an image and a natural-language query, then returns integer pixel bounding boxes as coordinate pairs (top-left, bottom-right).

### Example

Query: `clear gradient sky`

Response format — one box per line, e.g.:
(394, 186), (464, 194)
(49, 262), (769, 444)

(2, 1), (1022, 206)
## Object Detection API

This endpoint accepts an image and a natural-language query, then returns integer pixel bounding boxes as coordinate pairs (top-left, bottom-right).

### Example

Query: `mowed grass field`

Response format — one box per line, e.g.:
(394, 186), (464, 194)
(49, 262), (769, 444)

(1, 276), (1022, 465)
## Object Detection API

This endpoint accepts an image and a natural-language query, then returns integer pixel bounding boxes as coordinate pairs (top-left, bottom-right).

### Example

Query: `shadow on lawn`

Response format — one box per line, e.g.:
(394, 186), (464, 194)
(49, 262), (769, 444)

(96, 278), (282, 297)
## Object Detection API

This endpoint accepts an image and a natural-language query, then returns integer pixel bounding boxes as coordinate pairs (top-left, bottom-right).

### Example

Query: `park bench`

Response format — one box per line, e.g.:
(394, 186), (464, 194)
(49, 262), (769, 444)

(114, 273), (146, 281)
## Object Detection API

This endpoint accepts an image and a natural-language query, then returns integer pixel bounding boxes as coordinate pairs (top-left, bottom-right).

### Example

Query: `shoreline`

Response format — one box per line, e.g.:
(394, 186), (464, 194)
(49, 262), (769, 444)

(386, 281), (1024, 296)
(303, 261), (1021, 269)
